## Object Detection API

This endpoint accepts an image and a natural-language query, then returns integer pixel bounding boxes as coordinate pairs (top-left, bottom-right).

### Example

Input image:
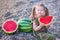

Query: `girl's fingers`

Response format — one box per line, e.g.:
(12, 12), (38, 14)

(40, 22), (45, 26)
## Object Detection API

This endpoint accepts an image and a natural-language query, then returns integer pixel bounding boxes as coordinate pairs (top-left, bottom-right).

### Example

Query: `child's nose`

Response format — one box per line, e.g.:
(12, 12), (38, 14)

(39, 12), (42, 14)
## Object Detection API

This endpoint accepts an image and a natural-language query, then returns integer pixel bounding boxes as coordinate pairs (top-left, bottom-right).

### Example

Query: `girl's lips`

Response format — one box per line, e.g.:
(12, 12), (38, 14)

(39, 14), (43, 17)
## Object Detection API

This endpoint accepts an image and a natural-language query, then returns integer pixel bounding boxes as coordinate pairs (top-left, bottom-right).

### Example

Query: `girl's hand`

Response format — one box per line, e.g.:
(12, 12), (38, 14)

(39, 22), (45, 27)
(40, 22), (51, 28)
(38, 18), (45, 26)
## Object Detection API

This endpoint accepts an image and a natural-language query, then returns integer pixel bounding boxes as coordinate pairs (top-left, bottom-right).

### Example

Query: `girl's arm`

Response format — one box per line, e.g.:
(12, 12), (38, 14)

(33, 20), (43, 31)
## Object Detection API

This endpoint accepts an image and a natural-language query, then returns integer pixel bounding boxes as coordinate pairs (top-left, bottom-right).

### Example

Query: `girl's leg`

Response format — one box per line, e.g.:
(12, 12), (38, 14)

(47, 33), (56, 40)
(39, 33), (56, 40)
(32, 31), (41, 40)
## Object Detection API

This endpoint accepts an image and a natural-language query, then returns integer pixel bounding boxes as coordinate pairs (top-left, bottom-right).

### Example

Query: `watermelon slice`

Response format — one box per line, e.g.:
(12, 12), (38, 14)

(40, 16), (53, 24)
(2, 20), (18, 34)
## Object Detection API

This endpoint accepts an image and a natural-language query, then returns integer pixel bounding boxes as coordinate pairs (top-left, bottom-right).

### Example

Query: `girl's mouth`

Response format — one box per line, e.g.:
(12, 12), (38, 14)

(39, 14), (43, 17)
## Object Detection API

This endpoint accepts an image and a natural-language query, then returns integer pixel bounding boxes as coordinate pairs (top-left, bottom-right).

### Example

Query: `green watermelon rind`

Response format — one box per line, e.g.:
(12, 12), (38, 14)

(20, 18), (31, 22)
(19, 26), (32, 29)
(19, 21), (32, 24)
(19, 24), (32, 27)
(20, 29), (32, 32)
(2, 30), (15, 35)
(18, 27), (32, 32)
(17, 18), (31, 24)
(17, 18), (32, 32)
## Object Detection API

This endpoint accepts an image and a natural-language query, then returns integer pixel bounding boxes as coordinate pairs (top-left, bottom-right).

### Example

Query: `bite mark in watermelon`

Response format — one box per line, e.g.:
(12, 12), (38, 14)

(40, 16), (53, 24)
(2, 20), (18, 33)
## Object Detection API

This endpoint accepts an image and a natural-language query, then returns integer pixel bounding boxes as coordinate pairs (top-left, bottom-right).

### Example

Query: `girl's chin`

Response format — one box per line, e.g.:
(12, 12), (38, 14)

(36, 15), (44, 18)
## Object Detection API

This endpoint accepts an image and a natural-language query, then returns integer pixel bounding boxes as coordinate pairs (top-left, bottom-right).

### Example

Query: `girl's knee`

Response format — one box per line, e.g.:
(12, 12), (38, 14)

(48, 34), (56, 40)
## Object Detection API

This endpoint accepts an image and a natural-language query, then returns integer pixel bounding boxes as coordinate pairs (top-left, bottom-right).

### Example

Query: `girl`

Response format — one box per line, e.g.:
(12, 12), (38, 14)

(30, 3), (56, 40)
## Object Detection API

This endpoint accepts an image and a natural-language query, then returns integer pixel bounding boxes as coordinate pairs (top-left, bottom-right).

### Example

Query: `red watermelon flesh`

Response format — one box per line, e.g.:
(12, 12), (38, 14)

(3, 20), (18, 33)
(40, 16), (53, 24)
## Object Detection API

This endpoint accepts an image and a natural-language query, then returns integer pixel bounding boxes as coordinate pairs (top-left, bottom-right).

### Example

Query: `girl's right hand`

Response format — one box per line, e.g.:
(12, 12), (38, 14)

(38, 18), (45, 27)
(39, 22), (45, 27)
